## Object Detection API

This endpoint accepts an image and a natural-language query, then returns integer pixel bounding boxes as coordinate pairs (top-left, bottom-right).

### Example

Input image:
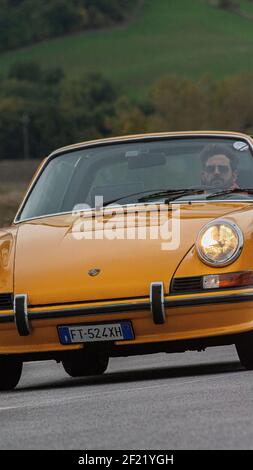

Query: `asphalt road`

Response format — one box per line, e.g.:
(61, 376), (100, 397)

(0, 345), (252, 450)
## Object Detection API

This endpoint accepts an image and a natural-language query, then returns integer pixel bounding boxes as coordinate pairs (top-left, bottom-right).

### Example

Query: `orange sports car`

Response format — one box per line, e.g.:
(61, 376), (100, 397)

(1, 131), (253, 390)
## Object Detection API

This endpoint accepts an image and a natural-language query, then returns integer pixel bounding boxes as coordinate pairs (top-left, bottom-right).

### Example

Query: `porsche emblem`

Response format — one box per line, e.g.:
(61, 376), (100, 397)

(88, 268), (101, 277)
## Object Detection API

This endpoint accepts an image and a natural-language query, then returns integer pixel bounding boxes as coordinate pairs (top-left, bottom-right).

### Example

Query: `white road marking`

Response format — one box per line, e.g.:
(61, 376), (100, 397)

(0, 373), (247, 412)
(0, 379), (206, 411)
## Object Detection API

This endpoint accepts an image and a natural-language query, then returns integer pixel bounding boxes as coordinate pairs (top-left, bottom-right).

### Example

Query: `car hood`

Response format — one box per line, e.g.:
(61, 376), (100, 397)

(14, 202), (252, 305)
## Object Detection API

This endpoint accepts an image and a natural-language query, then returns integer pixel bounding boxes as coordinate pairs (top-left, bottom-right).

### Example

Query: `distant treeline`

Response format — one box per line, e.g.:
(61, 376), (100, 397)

(0, 62), (117, 159)
(0, 0), (138, 51)
(1, 61), (253, 159)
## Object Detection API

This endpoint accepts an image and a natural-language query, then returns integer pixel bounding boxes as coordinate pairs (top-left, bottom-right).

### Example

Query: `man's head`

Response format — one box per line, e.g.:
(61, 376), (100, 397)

(200, 144), (238, 189)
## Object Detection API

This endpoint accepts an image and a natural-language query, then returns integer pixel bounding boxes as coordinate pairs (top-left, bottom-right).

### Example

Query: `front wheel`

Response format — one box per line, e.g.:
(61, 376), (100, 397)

(62, 351), (109, 378)
(235, 331), (253, 370)
(0, 358), (23, 391)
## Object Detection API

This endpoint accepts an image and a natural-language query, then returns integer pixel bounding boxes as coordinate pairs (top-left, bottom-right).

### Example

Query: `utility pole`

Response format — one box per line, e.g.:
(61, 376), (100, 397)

(21, 112), (30, 160)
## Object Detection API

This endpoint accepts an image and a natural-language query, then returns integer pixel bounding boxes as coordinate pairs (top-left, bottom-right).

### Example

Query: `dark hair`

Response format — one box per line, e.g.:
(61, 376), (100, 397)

(200, 144), (238, 171)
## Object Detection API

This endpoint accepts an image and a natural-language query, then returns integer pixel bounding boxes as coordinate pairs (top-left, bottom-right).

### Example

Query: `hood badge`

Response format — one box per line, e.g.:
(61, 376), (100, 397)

(88, 268), (101, 277)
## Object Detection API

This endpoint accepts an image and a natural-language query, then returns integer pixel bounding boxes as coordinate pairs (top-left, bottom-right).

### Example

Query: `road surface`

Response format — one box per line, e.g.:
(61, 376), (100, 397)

(0, 345), (252, 449)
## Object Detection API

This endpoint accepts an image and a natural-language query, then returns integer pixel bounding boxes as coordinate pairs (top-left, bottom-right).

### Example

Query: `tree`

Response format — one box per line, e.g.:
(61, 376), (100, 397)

(0, 0), (139, 51)
(0, 64), (118, 158)
(216, 0), (239, 9)
(59, 73), (117, 140)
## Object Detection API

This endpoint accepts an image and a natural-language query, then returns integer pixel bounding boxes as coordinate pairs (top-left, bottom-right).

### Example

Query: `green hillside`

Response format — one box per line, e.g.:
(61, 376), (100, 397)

(1, 0), (253, 97)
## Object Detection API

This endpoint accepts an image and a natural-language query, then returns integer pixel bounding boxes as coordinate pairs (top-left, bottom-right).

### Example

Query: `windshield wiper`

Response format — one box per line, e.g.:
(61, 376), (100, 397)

(103, 188), (208, 207)
(138, 188), (206, 203)
(103, 189), (167, 207)
(103, 188), (207, 207)
(205, 188), (253, 200)
(100, 187), (253, 208)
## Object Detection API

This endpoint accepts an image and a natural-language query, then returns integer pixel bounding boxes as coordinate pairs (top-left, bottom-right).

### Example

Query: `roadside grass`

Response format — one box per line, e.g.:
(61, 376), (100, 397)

(1, 0), (253, 98)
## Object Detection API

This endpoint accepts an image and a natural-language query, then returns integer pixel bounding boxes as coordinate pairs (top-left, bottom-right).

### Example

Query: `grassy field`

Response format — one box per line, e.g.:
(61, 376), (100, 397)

(0, 160), (40, 227)
(1, 0), (253, 97)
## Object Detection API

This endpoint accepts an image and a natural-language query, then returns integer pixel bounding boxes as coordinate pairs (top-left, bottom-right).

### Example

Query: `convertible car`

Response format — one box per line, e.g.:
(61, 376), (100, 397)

(1, 131), (253, 390)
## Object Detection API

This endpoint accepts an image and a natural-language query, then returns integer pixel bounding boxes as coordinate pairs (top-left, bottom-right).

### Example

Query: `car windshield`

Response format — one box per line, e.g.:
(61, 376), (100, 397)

(17, 137), (253, 221)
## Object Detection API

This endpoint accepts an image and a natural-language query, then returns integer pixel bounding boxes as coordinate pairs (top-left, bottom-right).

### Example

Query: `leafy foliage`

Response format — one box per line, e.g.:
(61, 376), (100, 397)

(0, 61), (117, 159)
(0, 0), (137, 51)
(1, 61), (253, 159)
(108, 74), (253, 136)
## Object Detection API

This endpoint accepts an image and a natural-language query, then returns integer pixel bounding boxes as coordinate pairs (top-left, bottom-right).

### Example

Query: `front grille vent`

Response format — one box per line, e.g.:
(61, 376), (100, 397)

(171, 276), (203, 294)
(0, 293), (13, 310)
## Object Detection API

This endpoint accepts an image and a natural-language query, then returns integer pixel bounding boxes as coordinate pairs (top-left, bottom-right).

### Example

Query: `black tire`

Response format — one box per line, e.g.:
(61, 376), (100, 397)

(235, 331), (253, 370)
(62, 351), (109, 378)
(0, 358), (23, 391)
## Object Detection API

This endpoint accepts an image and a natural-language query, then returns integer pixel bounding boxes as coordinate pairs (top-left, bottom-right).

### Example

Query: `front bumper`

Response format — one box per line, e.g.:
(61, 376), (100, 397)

(0, 289), (253, 355)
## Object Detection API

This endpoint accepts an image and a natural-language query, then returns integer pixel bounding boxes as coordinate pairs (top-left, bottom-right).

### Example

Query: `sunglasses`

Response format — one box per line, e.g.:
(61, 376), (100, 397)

(205, 164), (230, 175)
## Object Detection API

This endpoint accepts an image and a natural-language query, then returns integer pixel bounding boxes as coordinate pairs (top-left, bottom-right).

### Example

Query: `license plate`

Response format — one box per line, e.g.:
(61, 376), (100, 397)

(58, 321), (134, 345)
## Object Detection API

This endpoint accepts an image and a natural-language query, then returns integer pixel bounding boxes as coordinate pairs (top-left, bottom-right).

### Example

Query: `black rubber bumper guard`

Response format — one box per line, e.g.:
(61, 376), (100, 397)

(150, 282), (166, 324)
(13, 284), (166, 336)
(2, 290), (253, 330)
(14, 294), (30, 336)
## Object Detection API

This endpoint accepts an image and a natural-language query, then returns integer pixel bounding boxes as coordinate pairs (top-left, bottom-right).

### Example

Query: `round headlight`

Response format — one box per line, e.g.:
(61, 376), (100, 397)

(196, 220), (243, 267)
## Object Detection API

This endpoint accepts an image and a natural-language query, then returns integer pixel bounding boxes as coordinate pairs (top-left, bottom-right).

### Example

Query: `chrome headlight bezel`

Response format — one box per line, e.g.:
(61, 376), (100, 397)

(196, 219), (244, 267)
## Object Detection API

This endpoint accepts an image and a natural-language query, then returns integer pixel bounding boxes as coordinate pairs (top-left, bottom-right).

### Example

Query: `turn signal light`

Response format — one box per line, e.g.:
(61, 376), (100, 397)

(203, 271), (253, 289)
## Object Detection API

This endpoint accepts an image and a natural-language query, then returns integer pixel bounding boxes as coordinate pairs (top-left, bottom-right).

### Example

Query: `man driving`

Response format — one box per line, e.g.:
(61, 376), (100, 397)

(200, 144), (239, 189)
